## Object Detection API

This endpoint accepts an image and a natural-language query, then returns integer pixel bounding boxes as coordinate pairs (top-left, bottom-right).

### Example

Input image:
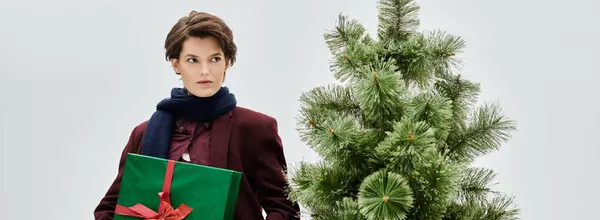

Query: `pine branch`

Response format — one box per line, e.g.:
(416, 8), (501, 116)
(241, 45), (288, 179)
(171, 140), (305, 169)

(377, 0), (420, 42)
(408, 92), (454, 145)
(477, 195), (520, 220)
(446, 102), (516, 161)
(382, 30), (466, 87)
(299, 114), (365, 168)
(296, 86), (383, 171)
(325, 14), (369, 54)
(457, 167), (499, 204)
(335, 198), (367, 220)
(330, 38), (380, 83)
(358, 170), (414, 220)
(288, 161), (354, 212)
(434, 74), (481, 125)
(445, 194), (519, 220)
(375, 117), (437, 174)
(408, 151), (461, 220)
(442, 202), (472, 220)
(298, 84), (363, 122)
(309, 197), (367, 220)
(326, 14), (377, 83)
(354, 58), (408, 132)
(423, 30), (466, 77)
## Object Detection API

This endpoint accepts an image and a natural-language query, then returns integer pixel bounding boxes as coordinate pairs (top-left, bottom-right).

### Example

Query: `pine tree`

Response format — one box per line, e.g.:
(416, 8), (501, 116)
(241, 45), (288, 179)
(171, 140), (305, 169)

(287, 1), (520, 219)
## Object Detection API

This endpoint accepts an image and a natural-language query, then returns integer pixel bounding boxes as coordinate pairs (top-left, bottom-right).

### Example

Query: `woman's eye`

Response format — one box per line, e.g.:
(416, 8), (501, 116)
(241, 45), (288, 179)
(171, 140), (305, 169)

(211, 57), (222, 62)
(186, 58), (197, 63)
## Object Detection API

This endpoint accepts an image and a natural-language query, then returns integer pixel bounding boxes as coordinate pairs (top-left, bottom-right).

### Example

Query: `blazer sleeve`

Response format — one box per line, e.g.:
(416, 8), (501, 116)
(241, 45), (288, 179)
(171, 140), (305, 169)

(250, 117), (301, 220)
(93, 126), (142, 220)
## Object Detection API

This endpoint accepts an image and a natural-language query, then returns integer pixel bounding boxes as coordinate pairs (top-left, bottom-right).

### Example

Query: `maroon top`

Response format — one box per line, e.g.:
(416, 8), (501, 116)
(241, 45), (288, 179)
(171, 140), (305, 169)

(94, 107), (301, 220)
(170, 118), (212, 164)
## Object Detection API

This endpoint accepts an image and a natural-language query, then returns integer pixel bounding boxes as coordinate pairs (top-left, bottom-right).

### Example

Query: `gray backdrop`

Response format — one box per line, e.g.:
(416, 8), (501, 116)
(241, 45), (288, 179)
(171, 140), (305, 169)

(1, 0), (598, 219)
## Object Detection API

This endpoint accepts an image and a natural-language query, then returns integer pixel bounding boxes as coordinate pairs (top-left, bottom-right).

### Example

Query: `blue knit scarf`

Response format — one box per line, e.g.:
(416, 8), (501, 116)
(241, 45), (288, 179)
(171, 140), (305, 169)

(140, 87), (237, 159)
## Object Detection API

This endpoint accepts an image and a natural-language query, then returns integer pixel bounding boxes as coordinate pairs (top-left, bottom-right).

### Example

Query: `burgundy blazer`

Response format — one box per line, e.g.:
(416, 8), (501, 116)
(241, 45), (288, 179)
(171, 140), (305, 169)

(94, 107), (301, 219)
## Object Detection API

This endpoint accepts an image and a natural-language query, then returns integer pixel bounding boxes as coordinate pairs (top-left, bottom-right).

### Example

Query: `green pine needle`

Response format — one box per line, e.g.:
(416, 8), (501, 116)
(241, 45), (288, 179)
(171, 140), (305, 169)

(377, 0), (420, 41)
(358, 171), (414, 220)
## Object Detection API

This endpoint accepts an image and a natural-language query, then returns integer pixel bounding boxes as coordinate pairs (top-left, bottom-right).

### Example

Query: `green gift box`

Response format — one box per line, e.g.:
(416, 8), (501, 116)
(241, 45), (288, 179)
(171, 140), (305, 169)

(115, 153), (242, 220)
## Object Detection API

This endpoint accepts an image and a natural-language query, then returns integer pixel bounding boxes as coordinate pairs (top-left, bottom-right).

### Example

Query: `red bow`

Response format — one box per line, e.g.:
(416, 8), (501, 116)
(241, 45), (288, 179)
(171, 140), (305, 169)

(115, 160), (193, 220)
(115, 192), (192, 220)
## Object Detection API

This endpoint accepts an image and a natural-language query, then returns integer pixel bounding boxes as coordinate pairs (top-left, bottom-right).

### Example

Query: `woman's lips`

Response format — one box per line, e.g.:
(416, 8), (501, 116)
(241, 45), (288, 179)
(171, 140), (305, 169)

(197, 80), (212, 84)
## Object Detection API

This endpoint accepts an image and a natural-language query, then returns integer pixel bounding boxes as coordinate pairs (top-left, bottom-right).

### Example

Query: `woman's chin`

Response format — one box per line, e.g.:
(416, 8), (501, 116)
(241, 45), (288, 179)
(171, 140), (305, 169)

(188, 88), (218, 98)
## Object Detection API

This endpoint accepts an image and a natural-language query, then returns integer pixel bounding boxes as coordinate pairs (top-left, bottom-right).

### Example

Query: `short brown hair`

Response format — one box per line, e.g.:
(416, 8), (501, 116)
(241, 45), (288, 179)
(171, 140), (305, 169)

(164, 11), (237, 66)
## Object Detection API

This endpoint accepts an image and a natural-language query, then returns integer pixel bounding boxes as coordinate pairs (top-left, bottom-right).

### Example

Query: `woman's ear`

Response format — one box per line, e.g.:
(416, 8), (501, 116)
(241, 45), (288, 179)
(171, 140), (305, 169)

(223, 58), (229, 82)
(225, 57), (231, 68)
(170, 58), (180, 74)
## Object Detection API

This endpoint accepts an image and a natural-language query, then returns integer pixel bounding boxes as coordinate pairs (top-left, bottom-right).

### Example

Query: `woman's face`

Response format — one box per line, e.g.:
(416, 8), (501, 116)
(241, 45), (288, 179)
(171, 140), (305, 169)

(171, 36), (229, 98)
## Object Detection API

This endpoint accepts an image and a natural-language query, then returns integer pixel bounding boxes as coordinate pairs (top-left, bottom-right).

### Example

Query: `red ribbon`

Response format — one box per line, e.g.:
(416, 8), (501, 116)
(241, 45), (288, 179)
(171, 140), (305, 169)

(116, 160), (193, 220)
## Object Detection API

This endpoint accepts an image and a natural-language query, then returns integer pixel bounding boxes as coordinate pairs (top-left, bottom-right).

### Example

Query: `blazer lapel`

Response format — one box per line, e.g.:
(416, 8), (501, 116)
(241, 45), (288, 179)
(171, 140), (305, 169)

(209, 111), (233, 169)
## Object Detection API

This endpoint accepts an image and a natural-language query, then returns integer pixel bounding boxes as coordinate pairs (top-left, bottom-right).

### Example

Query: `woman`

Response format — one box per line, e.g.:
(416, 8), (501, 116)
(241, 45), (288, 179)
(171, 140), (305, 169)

(94, 11), (301, 220)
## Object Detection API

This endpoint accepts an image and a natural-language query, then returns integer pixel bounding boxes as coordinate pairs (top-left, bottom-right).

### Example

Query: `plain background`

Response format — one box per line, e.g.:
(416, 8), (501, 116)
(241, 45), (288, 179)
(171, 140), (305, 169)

(1, 0), (599, 219)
